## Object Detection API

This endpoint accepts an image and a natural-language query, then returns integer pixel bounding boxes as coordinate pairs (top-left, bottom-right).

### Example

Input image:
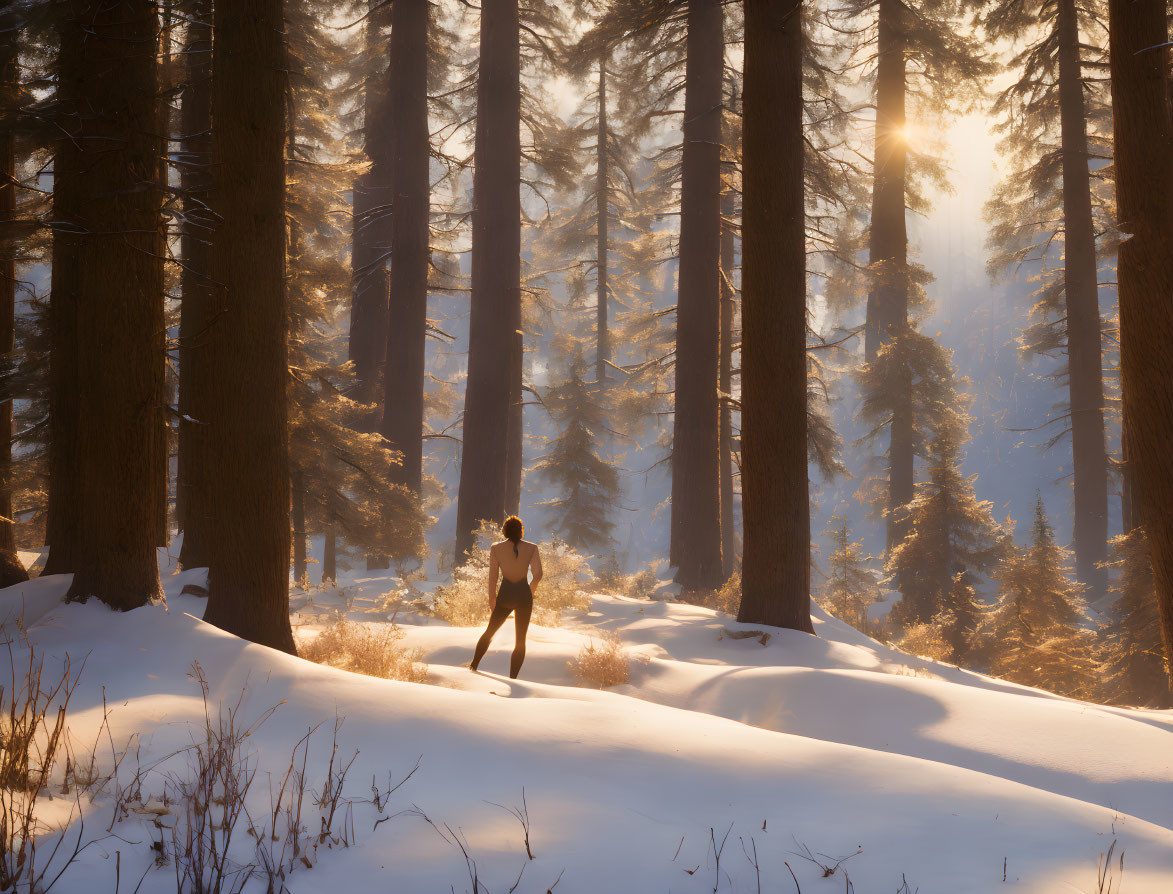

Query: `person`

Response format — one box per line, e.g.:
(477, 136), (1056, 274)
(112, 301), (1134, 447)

(470, 515), (543, 678)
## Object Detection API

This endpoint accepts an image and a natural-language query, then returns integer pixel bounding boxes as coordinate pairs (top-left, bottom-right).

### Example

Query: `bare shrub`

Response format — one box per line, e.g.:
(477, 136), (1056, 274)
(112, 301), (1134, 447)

(692, 572), (741, 616)
(897, 621), (954, 663)
(568, 635), (630, 689)
(299, 619), (428, 683)
(431, 522), (592, 627)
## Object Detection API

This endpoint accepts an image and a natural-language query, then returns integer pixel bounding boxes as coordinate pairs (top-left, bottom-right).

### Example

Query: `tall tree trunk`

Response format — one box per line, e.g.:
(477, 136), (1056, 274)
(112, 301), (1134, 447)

(505, 327), (523, 517)
(1107, 0), (1173, 687)
(455, 0), (521, 560)
(671, 0), (724, 593)
(738, 0), (811, 632)
(0, 30), (23, 574)
(176, 0), (213, 571)
(719, 184), (736, 578)
(322, 522), (337, 584)
(291, 466), (307, 587)
(382, 0), (430, 509)
(44, 1), (163, 607)
(866, 0), (914, 554)
(1056, 0), (1109, 598)
(596, 57), (610, 384)
(350, 5), (392, 422)
(201, 0), (296, 653)
(153, 4), (172, 550)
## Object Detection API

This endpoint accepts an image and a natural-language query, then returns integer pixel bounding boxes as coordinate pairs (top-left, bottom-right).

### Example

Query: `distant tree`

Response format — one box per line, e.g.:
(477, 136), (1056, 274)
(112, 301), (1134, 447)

(977, 497), (1100, 699)
(887, 405), (1004, 633)
(43, 0), (163, 607)
(983, 0), (1112, 598)
(1106, 0), (1173, 692)
(1102, 529), (1171, 707)
(736, 0), (811, 632)
(533, 350), (621, 551)
(201, 0), (295, 652)
(176, 0), (213, 572)
(819, 517), (879, 632)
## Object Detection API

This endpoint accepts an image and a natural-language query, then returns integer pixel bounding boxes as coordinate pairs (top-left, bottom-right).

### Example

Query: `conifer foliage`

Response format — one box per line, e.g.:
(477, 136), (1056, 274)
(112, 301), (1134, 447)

(819, 518), (879, 632)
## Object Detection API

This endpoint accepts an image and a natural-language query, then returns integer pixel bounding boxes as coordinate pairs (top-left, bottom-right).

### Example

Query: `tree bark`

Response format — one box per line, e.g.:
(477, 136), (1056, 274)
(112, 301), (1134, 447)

(44, 1), (163, 608)
(596, 57), (610, 384)
(738, 0), (811, 632)
(1056, 0), (1109, 598)
(671, 0), (724, 593)
(201, 0), (296, 653)
(380, 0), (430, 554)
(505, 327), (523, 517)
(455, 0), (521, 560)
(0, 30), (22, 570)
(719, 183), (737, 578)
(153, 6), (173, 550)
(1107, 0), (1173, 687)
(322, 522), (337, 583)
(176, 0), (213, 571)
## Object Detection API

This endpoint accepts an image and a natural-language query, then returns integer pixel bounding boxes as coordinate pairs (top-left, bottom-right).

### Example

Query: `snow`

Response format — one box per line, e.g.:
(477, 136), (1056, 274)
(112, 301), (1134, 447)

(8, 556), (1173, 893)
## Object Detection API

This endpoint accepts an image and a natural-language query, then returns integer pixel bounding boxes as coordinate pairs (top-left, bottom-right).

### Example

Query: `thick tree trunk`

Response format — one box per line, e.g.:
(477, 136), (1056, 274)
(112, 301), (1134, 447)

(505, 327), (523, 517)
(866, 0), (914, 553)
(382, 0), (430, 507)
(671, 0), (724, 593)
(291, 467), (307, 587)
(45, 1), (163, 607)
(719, 185), (737, 578)
(176, 0), (213, 571)
(738, 0), (811, 632)
(596, 57), (610, 384)
(0, 33), (21, 567)
(322, 523), (337, 584)
(1056, 0), (1109, 598)
(153, 8), (172, 550)
(1107, 0), (1173, 688)
(201, 0), (296, 653)
(455, 0), (521, 560)
(350, 6), (392, 421)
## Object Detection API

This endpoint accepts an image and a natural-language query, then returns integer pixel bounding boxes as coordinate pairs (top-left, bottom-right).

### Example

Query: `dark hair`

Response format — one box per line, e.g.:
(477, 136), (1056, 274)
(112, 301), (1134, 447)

(502, 516), (523, 556)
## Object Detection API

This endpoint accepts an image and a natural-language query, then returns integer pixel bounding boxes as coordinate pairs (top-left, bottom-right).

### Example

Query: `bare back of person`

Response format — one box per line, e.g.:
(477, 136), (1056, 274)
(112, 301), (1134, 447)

(491, 538), (539, 585)
(472, 517), (543, 679)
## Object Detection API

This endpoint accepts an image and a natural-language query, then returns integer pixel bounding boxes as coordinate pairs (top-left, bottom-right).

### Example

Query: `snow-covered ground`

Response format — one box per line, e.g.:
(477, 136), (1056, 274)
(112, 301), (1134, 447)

(6, 546), (1172, 893)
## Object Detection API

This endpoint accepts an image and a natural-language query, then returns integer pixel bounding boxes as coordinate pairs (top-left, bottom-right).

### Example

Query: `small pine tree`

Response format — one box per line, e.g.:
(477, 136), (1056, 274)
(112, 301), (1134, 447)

(977, 497), (1100, 699)
(533, 351), (621, 552)
(1102, 528), (1171, 707)
(887, 408), (1005, 634)
(818, 517), (879, 632)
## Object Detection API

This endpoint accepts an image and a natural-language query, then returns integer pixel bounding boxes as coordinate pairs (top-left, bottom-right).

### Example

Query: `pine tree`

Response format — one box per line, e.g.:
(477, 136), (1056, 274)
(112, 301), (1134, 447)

(819, 517), (879, 632)
(887, 404), (1004, 634)
(201, 0), (296, 652)
(1102, 529), (1171, 707)
(1107, 0), (1173, 692)
(983, 0), (1112, 598)
(978, 497), (1100, 699)
(43, 0), (163, 607)
(533, 350), (621, 551)
(736, 0), (811, 632)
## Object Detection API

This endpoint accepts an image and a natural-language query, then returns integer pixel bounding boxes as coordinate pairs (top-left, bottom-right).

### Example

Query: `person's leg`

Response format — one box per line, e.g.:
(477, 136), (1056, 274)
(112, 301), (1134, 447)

(509, 597), (533, 679)
(472, 600), (513, 671)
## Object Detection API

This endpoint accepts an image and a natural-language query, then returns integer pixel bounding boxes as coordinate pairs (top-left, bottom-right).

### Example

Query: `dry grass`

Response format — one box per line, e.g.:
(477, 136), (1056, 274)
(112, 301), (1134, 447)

(692, 572), (742, 616)
(299, 619), (428, 683)
(568, 635), (630, 689)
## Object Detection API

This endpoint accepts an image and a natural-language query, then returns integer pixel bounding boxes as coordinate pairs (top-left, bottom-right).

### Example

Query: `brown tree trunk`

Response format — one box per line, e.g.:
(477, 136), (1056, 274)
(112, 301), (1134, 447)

(201, 0), (296, 653)
(719, 183), (737, 578)
(455, 0), (521, 560)
(381, 0), (430, 509)
(291, 467), (307, 587)
(1107, 0), (1173, 687)
(671, 0), (724, 594)
(1056, 0), (1109, 598)
(350, 5), (392, 421)
(45, 1), (163, 607)
(866, 0), (914, 554)
(322, 522), (337, 584)
(153, 5), (173, 550)
(596, 57), (610, 385)
(0, 31), (22, 570)
(505, 327), (523, 517)
(176, 0), (213, 571)
(738, 0), (811, 632)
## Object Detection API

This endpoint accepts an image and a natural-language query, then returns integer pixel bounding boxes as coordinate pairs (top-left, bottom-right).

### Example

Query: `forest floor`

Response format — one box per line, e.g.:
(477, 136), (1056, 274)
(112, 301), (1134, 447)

(4, 543), (1172, 893)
